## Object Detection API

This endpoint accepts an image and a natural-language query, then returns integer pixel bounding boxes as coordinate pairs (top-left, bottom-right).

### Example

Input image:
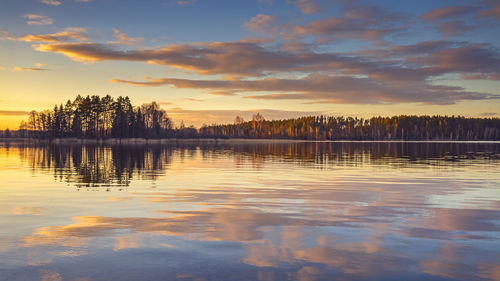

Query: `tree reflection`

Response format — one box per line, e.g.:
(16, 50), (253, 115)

(16, 144), (173, 187)
(8, 141), (500, 187)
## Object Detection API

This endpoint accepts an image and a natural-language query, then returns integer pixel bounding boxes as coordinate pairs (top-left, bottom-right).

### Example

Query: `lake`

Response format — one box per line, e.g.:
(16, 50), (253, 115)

(0, 141), (499, 281)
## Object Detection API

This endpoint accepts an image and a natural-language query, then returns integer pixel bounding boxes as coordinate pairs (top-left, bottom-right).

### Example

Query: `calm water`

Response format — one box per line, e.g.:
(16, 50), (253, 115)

(0, 141), (499, 281)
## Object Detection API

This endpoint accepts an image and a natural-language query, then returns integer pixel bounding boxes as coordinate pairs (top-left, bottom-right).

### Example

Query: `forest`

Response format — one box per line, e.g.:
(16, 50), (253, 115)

(1, 95), (499, 140)
(17, 95), (173, 139)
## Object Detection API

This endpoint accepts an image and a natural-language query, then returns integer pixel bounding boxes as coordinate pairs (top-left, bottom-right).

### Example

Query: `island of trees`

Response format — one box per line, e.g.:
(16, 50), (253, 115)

(1, 95), (499, 140)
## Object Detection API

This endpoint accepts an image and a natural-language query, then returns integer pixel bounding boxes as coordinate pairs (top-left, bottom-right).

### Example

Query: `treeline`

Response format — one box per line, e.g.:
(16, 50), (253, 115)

(16, 95), (174, 138)
(1, 95), (499, 140)
(199, 115), (500, 140)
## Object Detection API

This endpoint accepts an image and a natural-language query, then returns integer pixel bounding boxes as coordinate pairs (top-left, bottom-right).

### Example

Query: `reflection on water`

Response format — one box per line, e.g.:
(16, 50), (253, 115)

(17, 144), (173, 187)
(7, 142), (500, 187)
(0, 141), (499, 281)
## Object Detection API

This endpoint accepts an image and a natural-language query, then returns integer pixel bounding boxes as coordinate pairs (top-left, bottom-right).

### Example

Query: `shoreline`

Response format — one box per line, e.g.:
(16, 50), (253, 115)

(0, 137), (499, 144)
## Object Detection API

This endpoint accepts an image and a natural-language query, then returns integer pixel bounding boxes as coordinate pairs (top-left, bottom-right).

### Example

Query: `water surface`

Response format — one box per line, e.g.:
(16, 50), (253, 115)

(0, 141), (499, 281)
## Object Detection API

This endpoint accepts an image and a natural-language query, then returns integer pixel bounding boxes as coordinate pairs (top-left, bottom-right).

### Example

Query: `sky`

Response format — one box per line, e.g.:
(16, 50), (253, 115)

(0, 0), (499, 129)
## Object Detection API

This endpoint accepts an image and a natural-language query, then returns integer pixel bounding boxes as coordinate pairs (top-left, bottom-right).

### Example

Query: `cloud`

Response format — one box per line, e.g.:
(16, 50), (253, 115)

(434, 20), (476, 37)
(291, 17), (390, 42)
(414, 208), (500, 233)
(477, 4), (500, 19)
(75, 0), (92, 2)
(30, 39), (416, 77)
(420, 6), (480, 36)
(208, 91), (236, 96)
(478, 264), (500, 281)
(35, 40), (353, 76)
(461, 73), (500, 80)
(288, 5), (406, 43)
(0, 110), (30, 116)
(246, 2), (408, 45)
(244, 14), (277, 35)
(158, 101), (174, 106)
(14, 67), (48, 71)
(39, 270), (62, 281)
(184, 97), (204, 102)
(31, 36), (500, 105)
(293, 0), (319, 15)
(19, 27), (88, 43)
(177, 0), (197, 5)
(388, 40), (460, 55)
(420, 6), (479, 21)
(108, 28), (144, 46)
(110, 74), (497, 105)
(12, 206), (42, 215)
(0, 30), (15, 40)
(23, 14), (53, 25)
(414, 44), (500, 74)
(14, 63), (49, 71)
(23, 208), (321, 245)
(41, 0), (61, 6)
(420, 244), (480, 280)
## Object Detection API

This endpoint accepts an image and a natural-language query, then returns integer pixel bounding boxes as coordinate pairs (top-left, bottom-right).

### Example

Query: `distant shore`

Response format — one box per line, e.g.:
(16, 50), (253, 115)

(1, 137), (499, 144)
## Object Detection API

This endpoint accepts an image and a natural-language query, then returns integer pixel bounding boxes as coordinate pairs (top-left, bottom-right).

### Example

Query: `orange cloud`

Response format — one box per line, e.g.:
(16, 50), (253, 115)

(184, 97), (204, 102)
(13, 63), (49, 71)
(13, 67), (48, 71)
(19, 27), (88, 43)
(108, 28), (144, 46)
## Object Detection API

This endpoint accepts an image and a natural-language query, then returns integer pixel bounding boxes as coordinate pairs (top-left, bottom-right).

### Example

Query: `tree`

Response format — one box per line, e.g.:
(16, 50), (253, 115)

(72, 111), (83, 137)
(234, 116), (244, 124)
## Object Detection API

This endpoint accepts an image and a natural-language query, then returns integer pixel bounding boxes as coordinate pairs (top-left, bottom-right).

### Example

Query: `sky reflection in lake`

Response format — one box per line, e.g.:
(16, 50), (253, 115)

(0, 142), (499, 281)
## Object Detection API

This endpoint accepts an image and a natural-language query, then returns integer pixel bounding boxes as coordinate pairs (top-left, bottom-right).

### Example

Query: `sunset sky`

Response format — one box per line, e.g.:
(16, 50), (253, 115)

(1, 0), (499, 129)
